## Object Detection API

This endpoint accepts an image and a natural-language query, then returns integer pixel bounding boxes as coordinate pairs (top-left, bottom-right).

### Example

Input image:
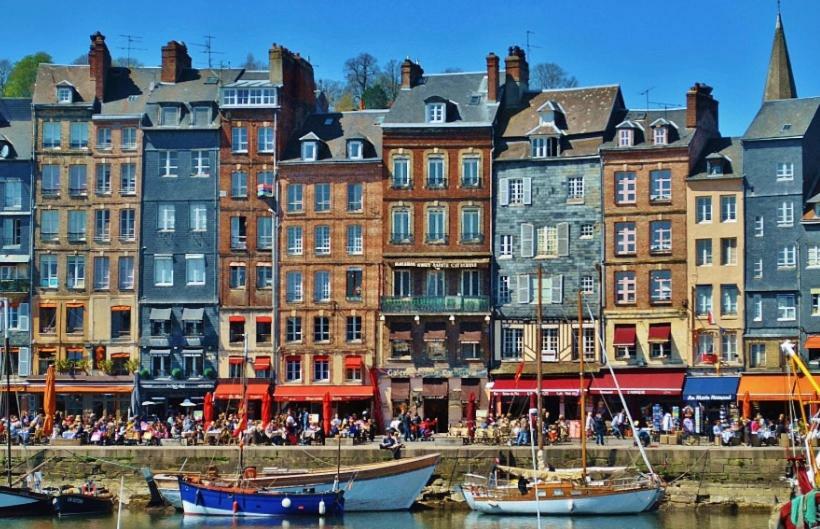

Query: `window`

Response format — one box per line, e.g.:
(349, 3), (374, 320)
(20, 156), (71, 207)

(581, 275), (594, 294)
(160, 151), (178, 177)
(749, 343), (766, 368)
(65, 306), (84, 334)
(5, 303), (28, 333)
(313, 357), (329, 382)
(391, 208), (411, 243)
(121, 127), (137, 150)
(615, 222), (636, 255)
(286, 271), (303, 302)
(497, 275), (511, 304)
(0, 218), (21, 247)
(426, 270), (445, 296)
(520, 223), (534, 258)
(580, 224), (594, 238)
(501, 327), (523, 359)
(68, 165), (87, 196)
(461, 269), (481, 296)
(256, 319), (272, 344)
(118, 256), (134, 290)
(257, 217), (272, 249)
(347, 224), (363, 255)
(231, 127), (248, 152)
(231, 216), (247, 249)
(229, 264), (246, 289)
(649, 170), (671, 201)
(696, 196), (712, 223)
(231, 171), (248, 198)
(69, 122), (88, 149)
(314, 316), (330, 342)
(426, 102), (445, 123)
(154, 255), (173, 286)
(721, 285), (739, 316)
(720, 196), (736, 222)
(257, 127), (274, 152)
(650, 270), (672, 303)
(751, 294), (762, 321)
(188, 203), (207, 233)
(67, 211), (86, 242)
(777, 294), (796, 321)
(183, 352), (203, 378)
(347, 140), (363, 159)
(314, 225), (331, 255)
(229, 320), (245, 343)
(314, 270), (331, 302)
(697, 333), (714, 359)
(653, 126), (667, 145)
(39, 305), (57, 334)
(57, 86), (72, 103)
(222, 87), (277, 106)
(345, 362), (363, 382)
(97, 127), (111, 149)
(286, 184), (303, 213)
(392, 157), (410, 188)
(536, 226), (557, 257)
(256, 264), (272, 289)
(301, 141), (316, 161)
(615, 172), (636, 204)
(192, 106), (210, 127)
(285, 317), (302, 342)
(120, 163), (137, 195)
(93, 256), (109, 290)
(160, 106), (177, 126)
(41, 165), (60, 196)
(777, 245), (797, 268)
(427, 156), (445, 188)
(777, 201), (794, 227)
(650, 221), (672, 253)
(346, 268), (363, 300)
(615, 271), (636, 304)
(257, 171), (273, 194)
(158, 204), (175, 232)
(94, 209), (110, 242)
(541, 327), (559, 359)
(347, 183), (363, 212)
(776, 162), (794, 181)
(500, 234), (513, 258)
(39, 255), (58, 288)
(66, 256), (85, 289)
(286, 226), (303, 255)
(40, 210), (58, 242)
(461, 208), (481, 243)
(753, 258), (763, 279)
(720, 238), (737, 266)
(618, 128), (633, 147)
(809, 246), (820, 268)
(507, 177), (529, 206)
(754, 216), (764, 237)
(185, 254), (205, 286)
(191, 150), (210, 177)
(813, 293), (820, 316)
(695, 285), (713, 316)
(707, 159), (723, 176)
(567, 176), (584, 201)
(394, 270), (411, 297)
(346, 316), (362, 342)
(462, 157), (480, 187)
(696, 239), (712, 266)
(43, 122), (61, 148)
(119, 209), (136, 241)
(314, 183), (331, 212)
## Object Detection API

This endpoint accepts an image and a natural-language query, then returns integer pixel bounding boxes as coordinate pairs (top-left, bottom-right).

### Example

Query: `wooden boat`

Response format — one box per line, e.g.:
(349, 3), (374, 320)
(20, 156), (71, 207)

(178, 476), (344, 517)
(0, 485), (53, 517)
(156, 452), (439, 511)
(53, 491), (114, 517)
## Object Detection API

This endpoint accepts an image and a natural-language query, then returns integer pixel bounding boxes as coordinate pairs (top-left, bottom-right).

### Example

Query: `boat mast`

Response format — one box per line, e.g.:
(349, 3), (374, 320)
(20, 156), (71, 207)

(239, 333), (249, 473)
(536, 265), (543, 451)
(577, 290), (586, 480)
(3, 299), (10, 487)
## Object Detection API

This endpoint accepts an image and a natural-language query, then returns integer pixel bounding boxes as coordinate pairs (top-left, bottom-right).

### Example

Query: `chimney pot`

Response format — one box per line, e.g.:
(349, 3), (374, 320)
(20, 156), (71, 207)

(161, 40), (192, 84)
(686, 82), (718, 130)
(401, 58), (423, 90)
(88, 31), (111, 102)
(486, 52), (499, 102)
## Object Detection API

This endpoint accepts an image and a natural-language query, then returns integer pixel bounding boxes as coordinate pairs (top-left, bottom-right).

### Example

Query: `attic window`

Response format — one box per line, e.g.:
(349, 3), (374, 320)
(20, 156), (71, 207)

(707, 160), (723, 176)
(531, 137), (559, 158)
(57, 87), (72, 104)
(347, 140), (363, 160)
(469, 95), (481, 105)
(653, 127), (668, 145)
(426, 102), (445, 123)
(160, 106), (178, 127)
(192, 106), (210, 127)
(618, 129), (634, 147)
(782, 124), (792, 132)
(301, 141), (317, 161)
(323, 117), (333, 126)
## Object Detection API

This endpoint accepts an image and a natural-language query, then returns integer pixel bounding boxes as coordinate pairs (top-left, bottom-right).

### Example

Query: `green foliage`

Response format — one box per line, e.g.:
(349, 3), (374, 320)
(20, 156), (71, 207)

(127, 359), (142, 374)
(171, 367), (183, 379)
(139, 368), (150, 378)
(335, 92), (356, 112)
(204, 367), (215, 379)
(97, 359), (114, 375)
(55, 358), (72, 374)
(362, 84), (389, 109)
(4, 52), (52, 97)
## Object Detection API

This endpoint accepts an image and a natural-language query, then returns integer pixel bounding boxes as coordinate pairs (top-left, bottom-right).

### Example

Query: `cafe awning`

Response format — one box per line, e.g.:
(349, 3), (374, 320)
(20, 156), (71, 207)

(228, 356), (244, 365)
(806, 336), (820, 349)
(613, 325), (637, 347)
(256, 315), (272, 323)
(273, 385), (374, 402)
(737, 374), (819, 401)
(490, 377), (590, 397)
(213, 382), (270, 400)
(344, 356), (363, 369)
(590, 370), (685, 395)
(253, 356), (271, 371)
(229, 315), (245, 323)
(422, 378), (449, 399)
(391, 379), (410, 401)
(149, 308), (172, 321)
(181, 308), (204, 321)
(682, 376), (740, 402)
(648, 323), (672, 343)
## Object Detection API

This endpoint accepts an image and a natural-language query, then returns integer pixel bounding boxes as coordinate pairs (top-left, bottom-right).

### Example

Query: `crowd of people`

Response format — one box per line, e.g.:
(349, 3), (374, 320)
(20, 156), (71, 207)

(387, 410), (439, 441)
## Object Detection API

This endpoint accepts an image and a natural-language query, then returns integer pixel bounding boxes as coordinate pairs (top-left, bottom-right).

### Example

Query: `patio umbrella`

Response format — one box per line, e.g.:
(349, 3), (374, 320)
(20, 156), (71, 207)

(529, 391), (536, 411)
(261, 391), (272, 424)
(129, 372), (141, 419)
(742, 391), (751, 420)
(466, 392), (476, 439)
(141, 401), (157, 407)
(203, 392), (214, 425)
(180, 399), (197, 407)
(42, 365), (56, 437)
(322, 392), (331, 436)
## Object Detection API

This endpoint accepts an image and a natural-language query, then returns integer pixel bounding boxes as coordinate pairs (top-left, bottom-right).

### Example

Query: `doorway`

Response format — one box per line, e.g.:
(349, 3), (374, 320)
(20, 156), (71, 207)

(423, 398), (449, 432)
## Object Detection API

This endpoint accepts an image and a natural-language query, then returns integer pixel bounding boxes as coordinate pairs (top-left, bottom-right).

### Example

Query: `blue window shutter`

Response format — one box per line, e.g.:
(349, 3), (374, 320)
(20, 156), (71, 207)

(498, 178), (509, 206)
(18, 347), (30, 377)
(523, 177), (532, 205)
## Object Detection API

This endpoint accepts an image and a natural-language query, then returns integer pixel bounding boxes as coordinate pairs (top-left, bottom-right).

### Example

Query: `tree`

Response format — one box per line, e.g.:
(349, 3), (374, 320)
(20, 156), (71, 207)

(4, 52), (52, 97)
(114, 57), (144, 68)
(334, 92), (356, 112)
(362, 84), (389, 109)
(241, 53), (265, 70)
(71, 54), (88, 65)
(317, 79), (348, 110)
(378, 59), (401, 103)
(532, 62), (578, 90)
(343, 53), (379, 100)
(0, 60), (11, 95)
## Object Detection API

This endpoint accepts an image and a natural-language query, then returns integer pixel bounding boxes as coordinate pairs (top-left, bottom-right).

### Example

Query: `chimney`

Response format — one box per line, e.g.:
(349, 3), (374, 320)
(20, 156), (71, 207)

(503, 46), (529, 107)
(269, 44), (285, 86)
(87, 31), (111, 101)
(161, 41), (191, 83)
(400, 58), (423, 90)
(686, 83), (719, 131)
(486, 52), (499, 102)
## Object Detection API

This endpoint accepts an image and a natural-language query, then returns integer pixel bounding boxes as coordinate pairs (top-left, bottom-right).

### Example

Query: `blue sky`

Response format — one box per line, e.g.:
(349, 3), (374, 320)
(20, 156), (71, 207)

(5, 0), (819, 136)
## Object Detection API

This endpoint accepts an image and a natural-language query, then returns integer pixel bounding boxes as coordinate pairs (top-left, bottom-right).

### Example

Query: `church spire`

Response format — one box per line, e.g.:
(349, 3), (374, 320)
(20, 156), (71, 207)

(763, 9), (797, 101)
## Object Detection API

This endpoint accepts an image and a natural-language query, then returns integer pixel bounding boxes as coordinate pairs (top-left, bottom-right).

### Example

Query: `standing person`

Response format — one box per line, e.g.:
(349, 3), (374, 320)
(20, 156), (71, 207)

(593, 413), (606, 446)
(662, 410), (673, 434)
(585, 411), (594, 440)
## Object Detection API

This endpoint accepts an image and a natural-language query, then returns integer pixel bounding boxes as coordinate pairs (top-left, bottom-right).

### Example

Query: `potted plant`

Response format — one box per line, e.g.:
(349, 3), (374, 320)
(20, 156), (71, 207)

(139, 368), (150, 379)
(97, 359), (114, 375)
(73, 359), (90, 375)
(55, 358), (72, 374)
(127, 359), (141, 374)
(203, 367), (215, 379)
(171, 367), (183, 379)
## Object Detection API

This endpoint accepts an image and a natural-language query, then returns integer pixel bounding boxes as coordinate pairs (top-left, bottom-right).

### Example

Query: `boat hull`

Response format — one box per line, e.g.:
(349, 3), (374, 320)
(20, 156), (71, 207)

(0, 486), (53, 517)
(179, 479), (344, 517)
(462, 485), (664, 515)
(53, 494), (113, 517)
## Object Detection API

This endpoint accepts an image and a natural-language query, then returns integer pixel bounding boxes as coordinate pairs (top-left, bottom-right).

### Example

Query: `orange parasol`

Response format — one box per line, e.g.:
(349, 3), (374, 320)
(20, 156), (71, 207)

(42, 364), (56, 437)
(742, 391), (751, 420)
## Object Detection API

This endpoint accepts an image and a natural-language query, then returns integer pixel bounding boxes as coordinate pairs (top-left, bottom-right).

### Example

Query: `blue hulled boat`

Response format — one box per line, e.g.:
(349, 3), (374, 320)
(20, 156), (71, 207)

(178, 476), (344, 517)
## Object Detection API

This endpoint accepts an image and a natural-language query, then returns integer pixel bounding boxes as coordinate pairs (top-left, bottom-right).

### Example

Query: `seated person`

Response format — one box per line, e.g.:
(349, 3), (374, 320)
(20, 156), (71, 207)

(379, 429), (403, 459)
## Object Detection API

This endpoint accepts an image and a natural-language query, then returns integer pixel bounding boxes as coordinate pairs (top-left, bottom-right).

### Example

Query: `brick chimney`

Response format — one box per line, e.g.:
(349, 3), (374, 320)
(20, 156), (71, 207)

(87, 31), (111, 101)
(503, 46), (529, 107)
(400, 58), (423, 90)
(486, 52), (499, 102)
(686, 82), (719, 131)
(161, 41), (191, 83)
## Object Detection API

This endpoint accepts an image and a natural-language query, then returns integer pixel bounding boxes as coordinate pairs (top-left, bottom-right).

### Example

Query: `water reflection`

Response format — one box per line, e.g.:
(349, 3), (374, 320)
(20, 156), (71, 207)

(461, 511), (660, 529)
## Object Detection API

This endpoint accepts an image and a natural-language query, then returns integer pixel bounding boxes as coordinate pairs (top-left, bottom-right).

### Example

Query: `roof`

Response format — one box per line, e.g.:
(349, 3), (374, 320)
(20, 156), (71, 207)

(281, 110), (387, 163)
(763, 13), (797, 101)
(32, 64), (95, 106)
(382, 72), (497, 127)
(0, 98), (33, 160)
(143, 68), (240, 129)
(688, 136), (743, 180)
(96, 67), (160, 117)
(495, 85), (623, 160)
(743, 97), (820, 140)
(601, 108), (695, 151)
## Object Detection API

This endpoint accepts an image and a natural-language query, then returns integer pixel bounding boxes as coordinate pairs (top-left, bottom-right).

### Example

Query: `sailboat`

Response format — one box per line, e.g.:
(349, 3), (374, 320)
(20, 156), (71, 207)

(462, 288), (664, 515)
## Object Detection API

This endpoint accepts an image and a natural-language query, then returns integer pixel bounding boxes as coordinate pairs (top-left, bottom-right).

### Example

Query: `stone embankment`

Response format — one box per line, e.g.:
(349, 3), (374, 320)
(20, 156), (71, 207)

(4, 444), (793, 512)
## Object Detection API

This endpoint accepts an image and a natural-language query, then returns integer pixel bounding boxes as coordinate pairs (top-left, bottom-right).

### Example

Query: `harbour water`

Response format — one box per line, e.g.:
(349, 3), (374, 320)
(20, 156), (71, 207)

(4, 510), (771, 529)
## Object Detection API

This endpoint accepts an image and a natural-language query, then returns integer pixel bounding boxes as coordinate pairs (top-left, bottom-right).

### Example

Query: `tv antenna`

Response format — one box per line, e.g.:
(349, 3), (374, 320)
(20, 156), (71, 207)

(525, 30), (541, 59)
(193, 34), (224, 68)
(118, 34), (146, 68)
(639, 87), (654, 110)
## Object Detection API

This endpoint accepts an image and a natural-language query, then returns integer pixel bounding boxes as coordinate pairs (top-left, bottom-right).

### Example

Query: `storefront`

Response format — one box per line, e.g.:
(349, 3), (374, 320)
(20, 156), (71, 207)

(18, 376), (133, 418)
(213, 382), (271, 421)
(682, 375), (740, 434)
(273, 384), (374, 418)
(589, 369), (686, 423)
(138, 379), (215, 418)
(489, 377), (591, 420)
(737, 373), (816, 419)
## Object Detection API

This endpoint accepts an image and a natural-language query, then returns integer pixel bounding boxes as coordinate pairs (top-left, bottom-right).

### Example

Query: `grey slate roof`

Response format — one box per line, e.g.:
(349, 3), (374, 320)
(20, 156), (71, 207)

(281, 109), (387, 163)
(96, 67), (160, 118)
(32, 65), (95, 106)
(600, 108), (694, 151)
(0, 98), (33, 159)
(382, 72), (498, 127)
(144, 68), (242, 129)
(688, 137), (743, 180)
(743, 97), (820, 140)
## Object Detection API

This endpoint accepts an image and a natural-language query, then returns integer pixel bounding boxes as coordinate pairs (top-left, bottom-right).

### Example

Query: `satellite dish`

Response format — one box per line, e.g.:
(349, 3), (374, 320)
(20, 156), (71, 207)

(0, 143), (9, 159)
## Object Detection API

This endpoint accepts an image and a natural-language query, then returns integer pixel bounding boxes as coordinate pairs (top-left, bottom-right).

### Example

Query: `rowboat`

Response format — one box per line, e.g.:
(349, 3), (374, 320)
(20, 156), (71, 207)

(0, 485), (52, 516)
(53, 491), (113, 517)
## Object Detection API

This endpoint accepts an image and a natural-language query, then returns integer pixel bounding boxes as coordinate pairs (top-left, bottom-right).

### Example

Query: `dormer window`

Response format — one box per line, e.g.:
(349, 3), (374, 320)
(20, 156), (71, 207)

(301, 141), (317, 161)
(347, 140), (363, 160)
(192, 106), (210, 127)
(653, 127), (668, 145)
(426, 102), (445, 123)
(531, 137), (559, 158)
(57, 87), (72, 104)
(618, 128), (634, 147)
(707, 160), (724, 176)
(160, 106), (178, 127)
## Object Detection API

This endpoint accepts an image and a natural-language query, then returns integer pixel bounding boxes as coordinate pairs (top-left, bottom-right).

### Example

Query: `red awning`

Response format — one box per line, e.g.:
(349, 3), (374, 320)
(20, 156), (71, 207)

(424, 330), (446, 340)
(491, 377), (591, 397)
(590, 371), (685, 396)
(274, 385), (374, 402)
(648, 323), (672, 343)
(806, 336), (820, 349)
(110, 352), (130, 359)
(613, 325), (637, 347)
(344, 356), (363, 369)
(460, 330), (483, 342)
(214, 383), (270, 400)
(256, 315), (272, 323)
(111, 305), (131, 312)
(229, 315), (245, 323)
(228, 356), (244, 365)
(253, 357), (271, 370)
(390, 330), (412, 341)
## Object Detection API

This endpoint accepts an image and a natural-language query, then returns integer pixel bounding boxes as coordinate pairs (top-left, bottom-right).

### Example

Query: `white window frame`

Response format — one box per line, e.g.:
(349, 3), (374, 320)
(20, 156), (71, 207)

(185, 254), (205, 286)
(777, 245), (797, 269)
(754, 216), (764, 237)
(154, 255), (173, 287)
(776, 162), (794, 181)
(752, 294), (762, 321)
(650, 220), (672, 253)
(286, 226), (303, 255)
(158, 204), (176, 232)
(159, 151), (178, 177)
(190, 203), (207, 232)
(696, 196), (712, 223)
(499, 234), (513, 258)
(426, 102), (445, 123)
(618, 128), (633, 147)
(615, 222), (636, 255)
(777, 294), (796, 321)
(301, 141), (316, 161)
(615, 271), (636, 304)
(720, 195), (737, 222)
(615, 172), (636, 204)
(808, 246), (820, 268)
(650, 270), (672, 303)
(653, 126), (667, 145)
(721, 238), (738, 266)
(696, 239), (713, 266)
(695, 285), (713, 316)
(191, 150), (210, 177)
(231, 127), (248, 153)
(57, 87), (72, 103)
(347, 140), (363, 160)
(777, 201), (794, 227)
(567, 176), (584, 201)
(721, 285), (739, 316)
(753, 258), (763, 279)
(649, 170), (671, 202)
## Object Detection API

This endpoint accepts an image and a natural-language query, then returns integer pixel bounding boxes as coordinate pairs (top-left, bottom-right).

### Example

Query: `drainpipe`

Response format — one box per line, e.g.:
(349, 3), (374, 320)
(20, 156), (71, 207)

(271, 112), (280, 391)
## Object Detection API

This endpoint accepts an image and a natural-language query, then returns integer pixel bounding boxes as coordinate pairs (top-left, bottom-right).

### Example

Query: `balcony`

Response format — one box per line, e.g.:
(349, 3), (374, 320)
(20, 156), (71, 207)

(257, 236), (273, 250)
(460, 233), (485, 244)
(0, 279), (29, 293)
(69, 187), (88, 198)
(425, 233), (448, 244)
(389, 233), (413, 245)
(41, 188), (60, 199)
(231, 236), (247, 250)
(381, 295), (490, 314)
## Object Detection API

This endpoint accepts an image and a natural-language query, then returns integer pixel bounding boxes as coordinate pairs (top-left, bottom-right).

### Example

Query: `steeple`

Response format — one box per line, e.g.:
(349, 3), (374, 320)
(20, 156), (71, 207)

(763, 10), (797, 101)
